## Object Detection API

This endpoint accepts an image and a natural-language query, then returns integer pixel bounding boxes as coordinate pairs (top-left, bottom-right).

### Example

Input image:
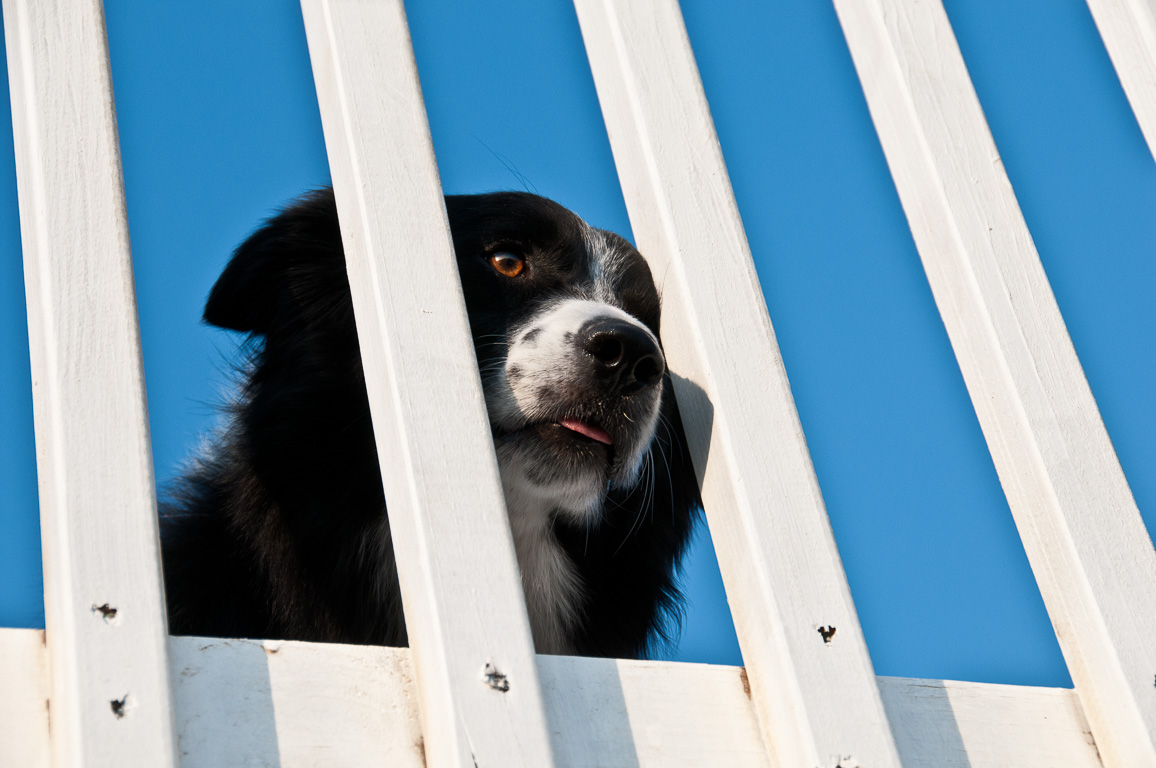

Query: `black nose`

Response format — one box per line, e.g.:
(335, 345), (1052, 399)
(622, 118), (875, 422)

(580, 317), (665, 395)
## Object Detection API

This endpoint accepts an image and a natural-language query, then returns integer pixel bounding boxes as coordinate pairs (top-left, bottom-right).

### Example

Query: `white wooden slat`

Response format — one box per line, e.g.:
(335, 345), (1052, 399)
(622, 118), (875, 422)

(832, 1), (1156, 765)
(876, 676), (1103, 768)
(539, 656), (769, 768)
(1085, 0), (1156, 162)
(3, 1), (178, 765)
(298, 1), (555, 767)
(573, 2), (903, 766)
(171, 636), (427, 768)
(0, 628), (1110, 767)
(0, 629), (51, 768)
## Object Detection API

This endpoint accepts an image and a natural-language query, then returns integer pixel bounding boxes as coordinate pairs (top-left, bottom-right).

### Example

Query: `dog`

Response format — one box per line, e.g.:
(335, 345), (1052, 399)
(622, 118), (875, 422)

(161, 189), (700, 658)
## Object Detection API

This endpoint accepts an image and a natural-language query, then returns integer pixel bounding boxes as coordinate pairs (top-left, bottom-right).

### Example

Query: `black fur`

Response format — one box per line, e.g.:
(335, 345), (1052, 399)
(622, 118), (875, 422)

(161, 188), (700, 659)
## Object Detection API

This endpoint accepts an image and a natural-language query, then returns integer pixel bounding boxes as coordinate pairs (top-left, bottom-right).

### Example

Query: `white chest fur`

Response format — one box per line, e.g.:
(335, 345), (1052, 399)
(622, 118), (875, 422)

(498, 476), (585, 655)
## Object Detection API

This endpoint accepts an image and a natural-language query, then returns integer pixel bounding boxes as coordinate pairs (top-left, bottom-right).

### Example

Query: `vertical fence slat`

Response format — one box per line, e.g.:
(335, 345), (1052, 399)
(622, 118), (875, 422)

(574, 1), (905, 766)
(299, 1), (556, 766)
(833, 1), (1156, 765)
(2, 0), (178, 765)
(1085, 0), (1156, 162)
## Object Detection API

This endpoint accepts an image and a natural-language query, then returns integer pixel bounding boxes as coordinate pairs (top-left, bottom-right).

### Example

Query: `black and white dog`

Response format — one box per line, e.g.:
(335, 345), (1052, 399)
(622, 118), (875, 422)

(161, 189), (700, 658)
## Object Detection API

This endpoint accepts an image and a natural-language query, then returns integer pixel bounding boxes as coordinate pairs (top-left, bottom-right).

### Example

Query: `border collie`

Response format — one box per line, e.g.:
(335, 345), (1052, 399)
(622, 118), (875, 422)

(161, 189), (700, 658)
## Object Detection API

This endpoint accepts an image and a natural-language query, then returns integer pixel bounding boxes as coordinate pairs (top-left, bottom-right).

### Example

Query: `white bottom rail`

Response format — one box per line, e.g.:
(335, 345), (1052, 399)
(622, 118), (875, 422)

(0, 628), (1100, 767)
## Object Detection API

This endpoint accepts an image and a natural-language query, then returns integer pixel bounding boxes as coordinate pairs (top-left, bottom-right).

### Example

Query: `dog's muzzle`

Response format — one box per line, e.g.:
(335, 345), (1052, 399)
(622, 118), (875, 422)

(579, 316), (665, 397)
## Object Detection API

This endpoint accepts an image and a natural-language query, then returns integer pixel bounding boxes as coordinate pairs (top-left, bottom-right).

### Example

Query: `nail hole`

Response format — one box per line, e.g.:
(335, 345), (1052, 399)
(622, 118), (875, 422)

(110, 696), (127, 719)
(482, 662), (509, 693)
(92, 603), (118, 622)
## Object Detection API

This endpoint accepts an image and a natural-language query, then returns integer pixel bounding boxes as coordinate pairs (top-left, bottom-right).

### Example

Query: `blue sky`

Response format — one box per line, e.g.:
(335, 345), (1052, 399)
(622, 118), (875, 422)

(2, 0), (1153, 688)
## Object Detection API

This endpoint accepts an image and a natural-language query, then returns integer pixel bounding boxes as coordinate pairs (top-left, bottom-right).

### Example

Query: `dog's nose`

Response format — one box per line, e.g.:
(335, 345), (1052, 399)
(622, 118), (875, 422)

(580, 317), (665, 395)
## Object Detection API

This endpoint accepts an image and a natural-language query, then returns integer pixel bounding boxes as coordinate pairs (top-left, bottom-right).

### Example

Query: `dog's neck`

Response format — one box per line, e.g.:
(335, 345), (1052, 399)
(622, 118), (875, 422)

(498, 474), (587, 656)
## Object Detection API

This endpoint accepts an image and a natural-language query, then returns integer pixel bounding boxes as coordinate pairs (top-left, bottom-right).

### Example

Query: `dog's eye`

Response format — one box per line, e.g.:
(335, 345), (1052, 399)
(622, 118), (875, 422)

(489, 252), (525, 278)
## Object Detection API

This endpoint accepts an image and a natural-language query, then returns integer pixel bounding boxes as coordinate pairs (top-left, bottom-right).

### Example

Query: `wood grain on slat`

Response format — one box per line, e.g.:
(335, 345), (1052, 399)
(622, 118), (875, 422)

(0, 629), (1109, 768)
(299, 1), (555, 766)
(171, 636), (427, 768)
(1085, 0), (1156, 162)
(573, 1), (903, 766)
(3, 1), (178, 765)
(0, 629), (51, 768)
(169, 638), (770, 768)
(833, 1), (1156, 765)
(877, 676), (1102, 768)
(539, 655), (769, 768)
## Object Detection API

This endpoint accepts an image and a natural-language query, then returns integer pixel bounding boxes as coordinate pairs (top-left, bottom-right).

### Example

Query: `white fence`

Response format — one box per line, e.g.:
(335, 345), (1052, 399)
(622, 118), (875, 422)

(2, 0), (1155, 766)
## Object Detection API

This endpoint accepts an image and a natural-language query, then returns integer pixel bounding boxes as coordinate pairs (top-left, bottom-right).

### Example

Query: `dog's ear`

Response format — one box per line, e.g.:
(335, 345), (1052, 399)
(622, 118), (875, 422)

(204, 188), (343, 334)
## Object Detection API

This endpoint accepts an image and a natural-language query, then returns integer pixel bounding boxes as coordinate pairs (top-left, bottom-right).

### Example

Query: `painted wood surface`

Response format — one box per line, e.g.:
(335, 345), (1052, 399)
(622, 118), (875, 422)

(2, 1), (178, 765)
(299, 1), (555, 766)
(539, 655), (769, 767)
(877, 676), (1102, 768)
(833, 1), (1156, 765)
(0, 629), (51, 768)
(0, 628), (1112, 767)
(573, 1), (903, 766)
(171, 635), (427, 767)
(1085, 0), (1156, 162)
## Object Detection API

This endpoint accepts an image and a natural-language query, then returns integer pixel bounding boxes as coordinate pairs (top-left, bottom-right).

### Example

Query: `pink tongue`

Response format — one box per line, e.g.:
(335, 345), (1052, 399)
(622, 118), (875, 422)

(559, 418), (613, 445)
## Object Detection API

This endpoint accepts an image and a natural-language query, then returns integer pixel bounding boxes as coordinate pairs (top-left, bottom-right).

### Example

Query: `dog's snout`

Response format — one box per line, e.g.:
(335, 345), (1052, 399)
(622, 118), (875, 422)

(580, 318), (665, 395)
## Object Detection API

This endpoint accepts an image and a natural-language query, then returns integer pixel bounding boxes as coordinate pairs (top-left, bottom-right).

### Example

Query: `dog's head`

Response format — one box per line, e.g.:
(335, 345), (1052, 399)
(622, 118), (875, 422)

(204, 189), (671, 526)
(446, 193), (666, 522)
(185, 189), (700, 656)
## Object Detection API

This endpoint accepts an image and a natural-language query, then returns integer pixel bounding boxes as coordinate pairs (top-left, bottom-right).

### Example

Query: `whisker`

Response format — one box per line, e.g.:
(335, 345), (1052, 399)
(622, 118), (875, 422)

(657, 411), (687, 464)
(614, 448), (654, 556)
(656, 429), (676, 523)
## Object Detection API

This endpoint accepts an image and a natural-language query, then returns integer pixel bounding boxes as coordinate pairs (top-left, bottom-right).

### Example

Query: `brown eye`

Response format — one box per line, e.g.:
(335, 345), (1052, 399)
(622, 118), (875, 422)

(489, 252), (525, 278)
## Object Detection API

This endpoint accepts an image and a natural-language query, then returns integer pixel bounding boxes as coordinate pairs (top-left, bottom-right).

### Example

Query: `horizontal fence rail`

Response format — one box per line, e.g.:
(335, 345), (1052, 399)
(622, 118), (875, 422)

(574, 1), (905, 766)
(833, 0), (1156, 765)
(299, 0), (556, 766)
(1085, 0), (1156, 162)
(0, 628), (1110, 768)
(3, 0), (178, 766)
